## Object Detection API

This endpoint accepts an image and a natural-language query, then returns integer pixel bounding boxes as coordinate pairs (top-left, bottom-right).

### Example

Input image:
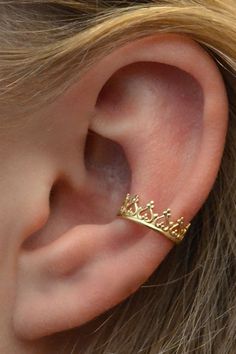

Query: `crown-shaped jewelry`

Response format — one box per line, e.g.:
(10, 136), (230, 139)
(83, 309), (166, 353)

(117, 193), (191, 244)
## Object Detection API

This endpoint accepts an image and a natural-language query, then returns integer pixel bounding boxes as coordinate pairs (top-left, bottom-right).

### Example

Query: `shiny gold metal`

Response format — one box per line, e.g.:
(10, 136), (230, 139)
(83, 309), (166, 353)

(117, 193), (190, 244)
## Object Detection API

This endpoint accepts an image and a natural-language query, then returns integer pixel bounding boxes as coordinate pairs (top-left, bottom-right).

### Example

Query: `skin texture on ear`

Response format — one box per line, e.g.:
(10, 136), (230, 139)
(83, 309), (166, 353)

(10, 34), (228, 341)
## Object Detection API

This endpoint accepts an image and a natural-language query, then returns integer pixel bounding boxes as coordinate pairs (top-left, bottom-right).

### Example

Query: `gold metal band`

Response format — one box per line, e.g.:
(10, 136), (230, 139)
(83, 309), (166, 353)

(117, 193), (190, 244)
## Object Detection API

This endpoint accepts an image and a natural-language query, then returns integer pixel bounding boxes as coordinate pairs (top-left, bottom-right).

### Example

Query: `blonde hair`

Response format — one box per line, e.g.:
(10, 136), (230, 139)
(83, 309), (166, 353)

(1, 1), (236, 353)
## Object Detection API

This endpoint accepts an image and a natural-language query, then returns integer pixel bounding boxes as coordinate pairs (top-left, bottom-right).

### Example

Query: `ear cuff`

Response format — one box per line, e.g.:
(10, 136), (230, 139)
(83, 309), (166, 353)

(117, 193), (191, 244)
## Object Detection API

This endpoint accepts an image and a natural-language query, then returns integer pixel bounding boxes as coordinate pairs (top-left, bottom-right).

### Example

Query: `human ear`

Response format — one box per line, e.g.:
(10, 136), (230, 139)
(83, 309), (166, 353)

(14, 33), (228, 340)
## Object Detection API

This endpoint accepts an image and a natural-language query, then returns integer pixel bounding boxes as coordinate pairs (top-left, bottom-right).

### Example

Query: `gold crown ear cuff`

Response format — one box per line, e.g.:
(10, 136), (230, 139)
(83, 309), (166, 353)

(117, 193), (191, 244)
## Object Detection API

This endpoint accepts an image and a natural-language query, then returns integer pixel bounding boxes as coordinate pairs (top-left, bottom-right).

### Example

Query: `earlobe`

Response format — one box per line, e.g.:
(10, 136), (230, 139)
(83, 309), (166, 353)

(13, 34), (228, 340)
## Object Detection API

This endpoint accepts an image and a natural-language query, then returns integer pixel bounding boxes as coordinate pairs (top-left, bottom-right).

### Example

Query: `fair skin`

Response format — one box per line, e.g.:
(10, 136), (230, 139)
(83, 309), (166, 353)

(0, 33), (228, 353)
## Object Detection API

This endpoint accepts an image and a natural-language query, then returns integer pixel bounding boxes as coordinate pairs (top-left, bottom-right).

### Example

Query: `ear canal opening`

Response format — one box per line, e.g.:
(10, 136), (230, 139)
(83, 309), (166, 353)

(84, 129), (131, 194)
